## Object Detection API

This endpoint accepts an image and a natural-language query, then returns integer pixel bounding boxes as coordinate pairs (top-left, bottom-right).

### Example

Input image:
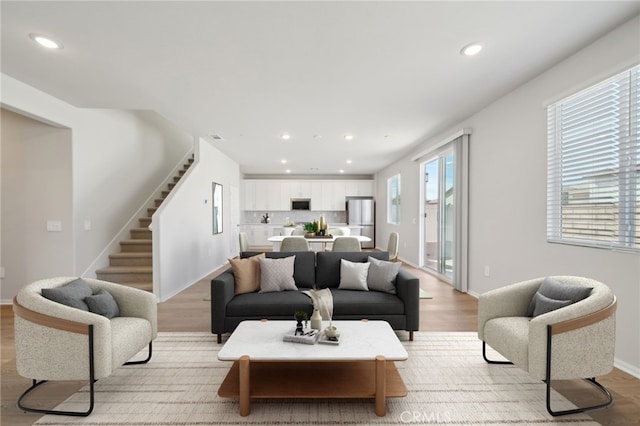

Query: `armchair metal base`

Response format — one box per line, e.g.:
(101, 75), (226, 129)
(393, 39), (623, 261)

(17, 341), (153, 417)
(545, 324), (613, 416)
(482, 341), (514, 365)
(17, 378), (96, 417)
(545, 377), (613, 416)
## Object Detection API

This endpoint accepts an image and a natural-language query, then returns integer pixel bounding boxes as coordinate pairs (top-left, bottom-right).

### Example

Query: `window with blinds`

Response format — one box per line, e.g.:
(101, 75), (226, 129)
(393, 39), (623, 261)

(547, 64), (639, 252)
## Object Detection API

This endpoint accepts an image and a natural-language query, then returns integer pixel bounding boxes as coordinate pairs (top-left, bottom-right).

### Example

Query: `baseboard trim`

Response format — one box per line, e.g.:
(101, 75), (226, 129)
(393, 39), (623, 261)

(614, 357), (640, 379)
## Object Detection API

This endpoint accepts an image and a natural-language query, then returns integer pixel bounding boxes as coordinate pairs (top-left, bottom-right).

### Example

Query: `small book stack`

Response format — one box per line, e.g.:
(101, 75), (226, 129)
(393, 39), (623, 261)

(283, 328), (320, 345)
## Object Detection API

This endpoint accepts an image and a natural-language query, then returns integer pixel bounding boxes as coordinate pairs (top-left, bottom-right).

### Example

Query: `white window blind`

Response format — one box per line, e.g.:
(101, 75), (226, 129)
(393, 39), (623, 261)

(547, 64), (639, 252)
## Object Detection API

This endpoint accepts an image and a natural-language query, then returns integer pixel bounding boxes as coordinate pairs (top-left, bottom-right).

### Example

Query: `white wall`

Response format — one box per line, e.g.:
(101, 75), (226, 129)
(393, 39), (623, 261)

(153, 137), (240, 302)
(0, 74), (193, 301)
(375, 16), (640, 375)
(1, 109), (73, 292)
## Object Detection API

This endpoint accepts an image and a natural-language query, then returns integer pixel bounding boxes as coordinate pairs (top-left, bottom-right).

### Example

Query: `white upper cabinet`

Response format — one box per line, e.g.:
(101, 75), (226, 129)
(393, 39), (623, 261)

(243, 179), (373, 211)
(244, 180), (287, 211)
(345, 180), (374, 197)
(242, 180), (257, 211)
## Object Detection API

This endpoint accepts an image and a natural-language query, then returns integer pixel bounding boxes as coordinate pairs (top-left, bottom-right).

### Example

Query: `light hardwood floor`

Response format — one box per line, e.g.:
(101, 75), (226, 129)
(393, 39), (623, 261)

(2, 263), (639, 425)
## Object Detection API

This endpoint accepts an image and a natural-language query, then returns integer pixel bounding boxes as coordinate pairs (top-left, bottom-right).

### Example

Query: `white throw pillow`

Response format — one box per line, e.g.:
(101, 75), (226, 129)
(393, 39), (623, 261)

(258, 256), (297, 293)
(338, 259), (370, 291)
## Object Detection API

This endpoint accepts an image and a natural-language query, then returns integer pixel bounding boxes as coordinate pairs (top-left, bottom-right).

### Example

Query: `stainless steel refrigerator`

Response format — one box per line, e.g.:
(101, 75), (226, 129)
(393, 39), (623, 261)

(346, 197), (375, 249)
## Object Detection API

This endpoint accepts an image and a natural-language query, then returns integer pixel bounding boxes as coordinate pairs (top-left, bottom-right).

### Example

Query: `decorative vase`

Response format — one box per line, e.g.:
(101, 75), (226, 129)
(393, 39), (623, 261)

(310, 308), (322, 330)
(319, 215), (327, 232)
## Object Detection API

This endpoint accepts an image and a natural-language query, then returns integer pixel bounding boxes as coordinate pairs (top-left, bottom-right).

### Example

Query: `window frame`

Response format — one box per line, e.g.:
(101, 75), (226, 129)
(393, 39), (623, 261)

(387, 174), (401, 225)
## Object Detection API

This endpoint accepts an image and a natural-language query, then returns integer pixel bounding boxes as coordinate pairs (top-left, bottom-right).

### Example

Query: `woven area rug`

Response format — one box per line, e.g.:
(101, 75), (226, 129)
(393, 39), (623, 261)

(35, 332), (599, 426)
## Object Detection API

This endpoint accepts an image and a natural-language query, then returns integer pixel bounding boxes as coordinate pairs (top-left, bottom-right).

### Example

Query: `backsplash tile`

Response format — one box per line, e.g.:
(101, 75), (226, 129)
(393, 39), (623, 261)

(242, 211), (346, 225)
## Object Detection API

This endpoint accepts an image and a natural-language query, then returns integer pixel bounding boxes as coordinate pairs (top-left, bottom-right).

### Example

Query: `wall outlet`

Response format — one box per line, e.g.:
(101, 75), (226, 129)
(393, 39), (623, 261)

(46, 220), (62, 232)
(84, 219), (92, 231)
(0, 267), (5, 279)
(484, 265), (490, 277)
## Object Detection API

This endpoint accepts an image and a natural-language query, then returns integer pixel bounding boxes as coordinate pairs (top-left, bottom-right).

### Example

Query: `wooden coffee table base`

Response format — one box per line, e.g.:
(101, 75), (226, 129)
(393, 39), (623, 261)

(218, 355), (407, 417)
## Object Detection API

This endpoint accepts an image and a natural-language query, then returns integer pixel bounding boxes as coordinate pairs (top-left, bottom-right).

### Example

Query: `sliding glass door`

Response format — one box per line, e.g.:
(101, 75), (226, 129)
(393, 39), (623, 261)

(423, 151), (454, 279)
(418, 132), (468, 293)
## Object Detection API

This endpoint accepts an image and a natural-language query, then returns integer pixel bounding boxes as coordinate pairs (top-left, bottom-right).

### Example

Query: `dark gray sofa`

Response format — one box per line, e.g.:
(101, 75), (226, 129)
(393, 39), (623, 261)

(211, 251), (420, 343)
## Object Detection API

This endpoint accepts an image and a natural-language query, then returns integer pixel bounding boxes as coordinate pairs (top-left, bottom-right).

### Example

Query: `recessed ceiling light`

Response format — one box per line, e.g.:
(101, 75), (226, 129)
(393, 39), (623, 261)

(29, 33), (63, 49)
(346, 159), (352, 164)
(281, 159), (287, 164)
(285, 169), (291, 174)
(344, 134), (354, 141)
(339, 169), (345, 174)
(460, 43), (484, 56)
(281, 133), (291, 140)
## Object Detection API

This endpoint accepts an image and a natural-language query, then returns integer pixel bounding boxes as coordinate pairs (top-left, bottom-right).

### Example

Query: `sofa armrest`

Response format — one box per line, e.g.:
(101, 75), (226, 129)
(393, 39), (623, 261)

(477, 278), (541, 340)
(94, 280), (158, 338)
(395, 269), (420, 331)
(211, 269), (235, 334)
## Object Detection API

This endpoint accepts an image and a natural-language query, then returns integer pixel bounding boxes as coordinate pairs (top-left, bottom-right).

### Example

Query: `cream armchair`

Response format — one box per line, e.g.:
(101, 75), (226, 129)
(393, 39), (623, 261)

(13, 277), (157, 416)
(478, 276), (616, 416)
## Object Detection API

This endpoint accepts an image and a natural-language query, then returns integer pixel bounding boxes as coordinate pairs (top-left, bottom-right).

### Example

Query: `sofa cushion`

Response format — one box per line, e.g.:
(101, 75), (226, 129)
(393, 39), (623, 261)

(367, 256), (401, 294)
(227, 289), (314, 317)
(330, 288), (404, 315)
(85, 289), (120, 318)
(259, 256), (297, 293)
(526, 277), (593, 316)
(243, 251), (316, 288)
(531, 292), (573, 317)
(316, 252), (389, 289)
(339, 259), (370, 291)
(41, 278), (93, 311)
(229, 253), (265, 294)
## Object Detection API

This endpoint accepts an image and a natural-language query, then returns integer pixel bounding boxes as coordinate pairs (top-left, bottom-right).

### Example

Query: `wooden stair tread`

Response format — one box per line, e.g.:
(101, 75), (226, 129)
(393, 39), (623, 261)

(121, 239), (152, 244)
(96, 266), (152, 273)
(109, 252), (152, 258)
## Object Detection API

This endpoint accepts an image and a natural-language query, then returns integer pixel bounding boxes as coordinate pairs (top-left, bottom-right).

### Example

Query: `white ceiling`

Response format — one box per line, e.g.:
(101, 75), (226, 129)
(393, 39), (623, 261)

(2, 1), (639, 176)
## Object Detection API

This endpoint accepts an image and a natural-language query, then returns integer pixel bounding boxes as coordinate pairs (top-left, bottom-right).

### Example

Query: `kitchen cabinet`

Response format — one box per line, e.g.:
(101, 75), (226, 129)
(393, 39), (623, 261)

(243, 179), (373, 211)
(245, 180), (287, 211)
(345, 180), (374, 197)
(242, 180), (257, 211)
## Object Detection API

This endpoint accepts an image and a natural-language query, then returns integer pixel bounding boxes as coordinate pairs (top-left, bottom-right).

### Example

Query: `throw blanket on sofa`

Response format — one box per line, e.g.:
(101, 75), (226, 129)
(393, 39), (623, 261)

(302, 289), (334, 321)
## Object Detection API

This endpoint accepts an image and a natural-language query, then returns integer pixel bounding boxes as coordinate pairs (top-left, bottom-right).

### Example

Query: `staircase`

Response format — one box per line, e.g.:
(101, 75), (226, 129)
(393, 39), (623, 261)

(95, 155), (194, 291)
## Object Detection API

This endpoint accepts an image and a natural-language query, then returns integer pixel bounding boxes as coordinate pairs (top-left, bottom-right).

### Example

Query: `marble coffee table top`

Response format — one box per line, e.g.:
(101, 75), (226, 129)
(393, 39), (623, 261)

(217, 320), (408, 362)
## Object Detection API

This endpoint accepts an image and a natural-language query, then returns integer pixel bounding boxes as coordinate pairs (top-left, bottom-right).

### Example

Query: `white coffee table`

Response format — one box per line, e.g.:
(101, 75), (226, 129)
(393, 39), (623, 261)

(217, 319), (408, 416)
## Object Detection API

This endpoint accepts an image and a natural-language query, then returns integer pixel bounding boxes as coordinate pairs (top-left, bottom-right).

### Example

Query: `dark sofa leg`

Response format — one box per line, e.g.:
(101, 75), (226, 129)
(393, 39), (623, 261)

(217, 334), (222, 344)
(409, 331), (414, 341)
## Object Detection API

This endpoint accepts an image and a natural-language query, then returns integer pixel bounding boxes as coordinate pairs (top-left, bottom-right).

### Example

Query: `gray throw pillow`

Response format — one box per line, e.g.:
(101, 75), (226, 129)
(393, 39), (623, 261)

(259, 256), (297, 293)
(85, 289), (120, 318)
(367, 256), (400, 294)
(527, 277), (593, 316)
(41, 278), (93, 311)
(338, 259), (370, 291)
(531, 292), (572, 317)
